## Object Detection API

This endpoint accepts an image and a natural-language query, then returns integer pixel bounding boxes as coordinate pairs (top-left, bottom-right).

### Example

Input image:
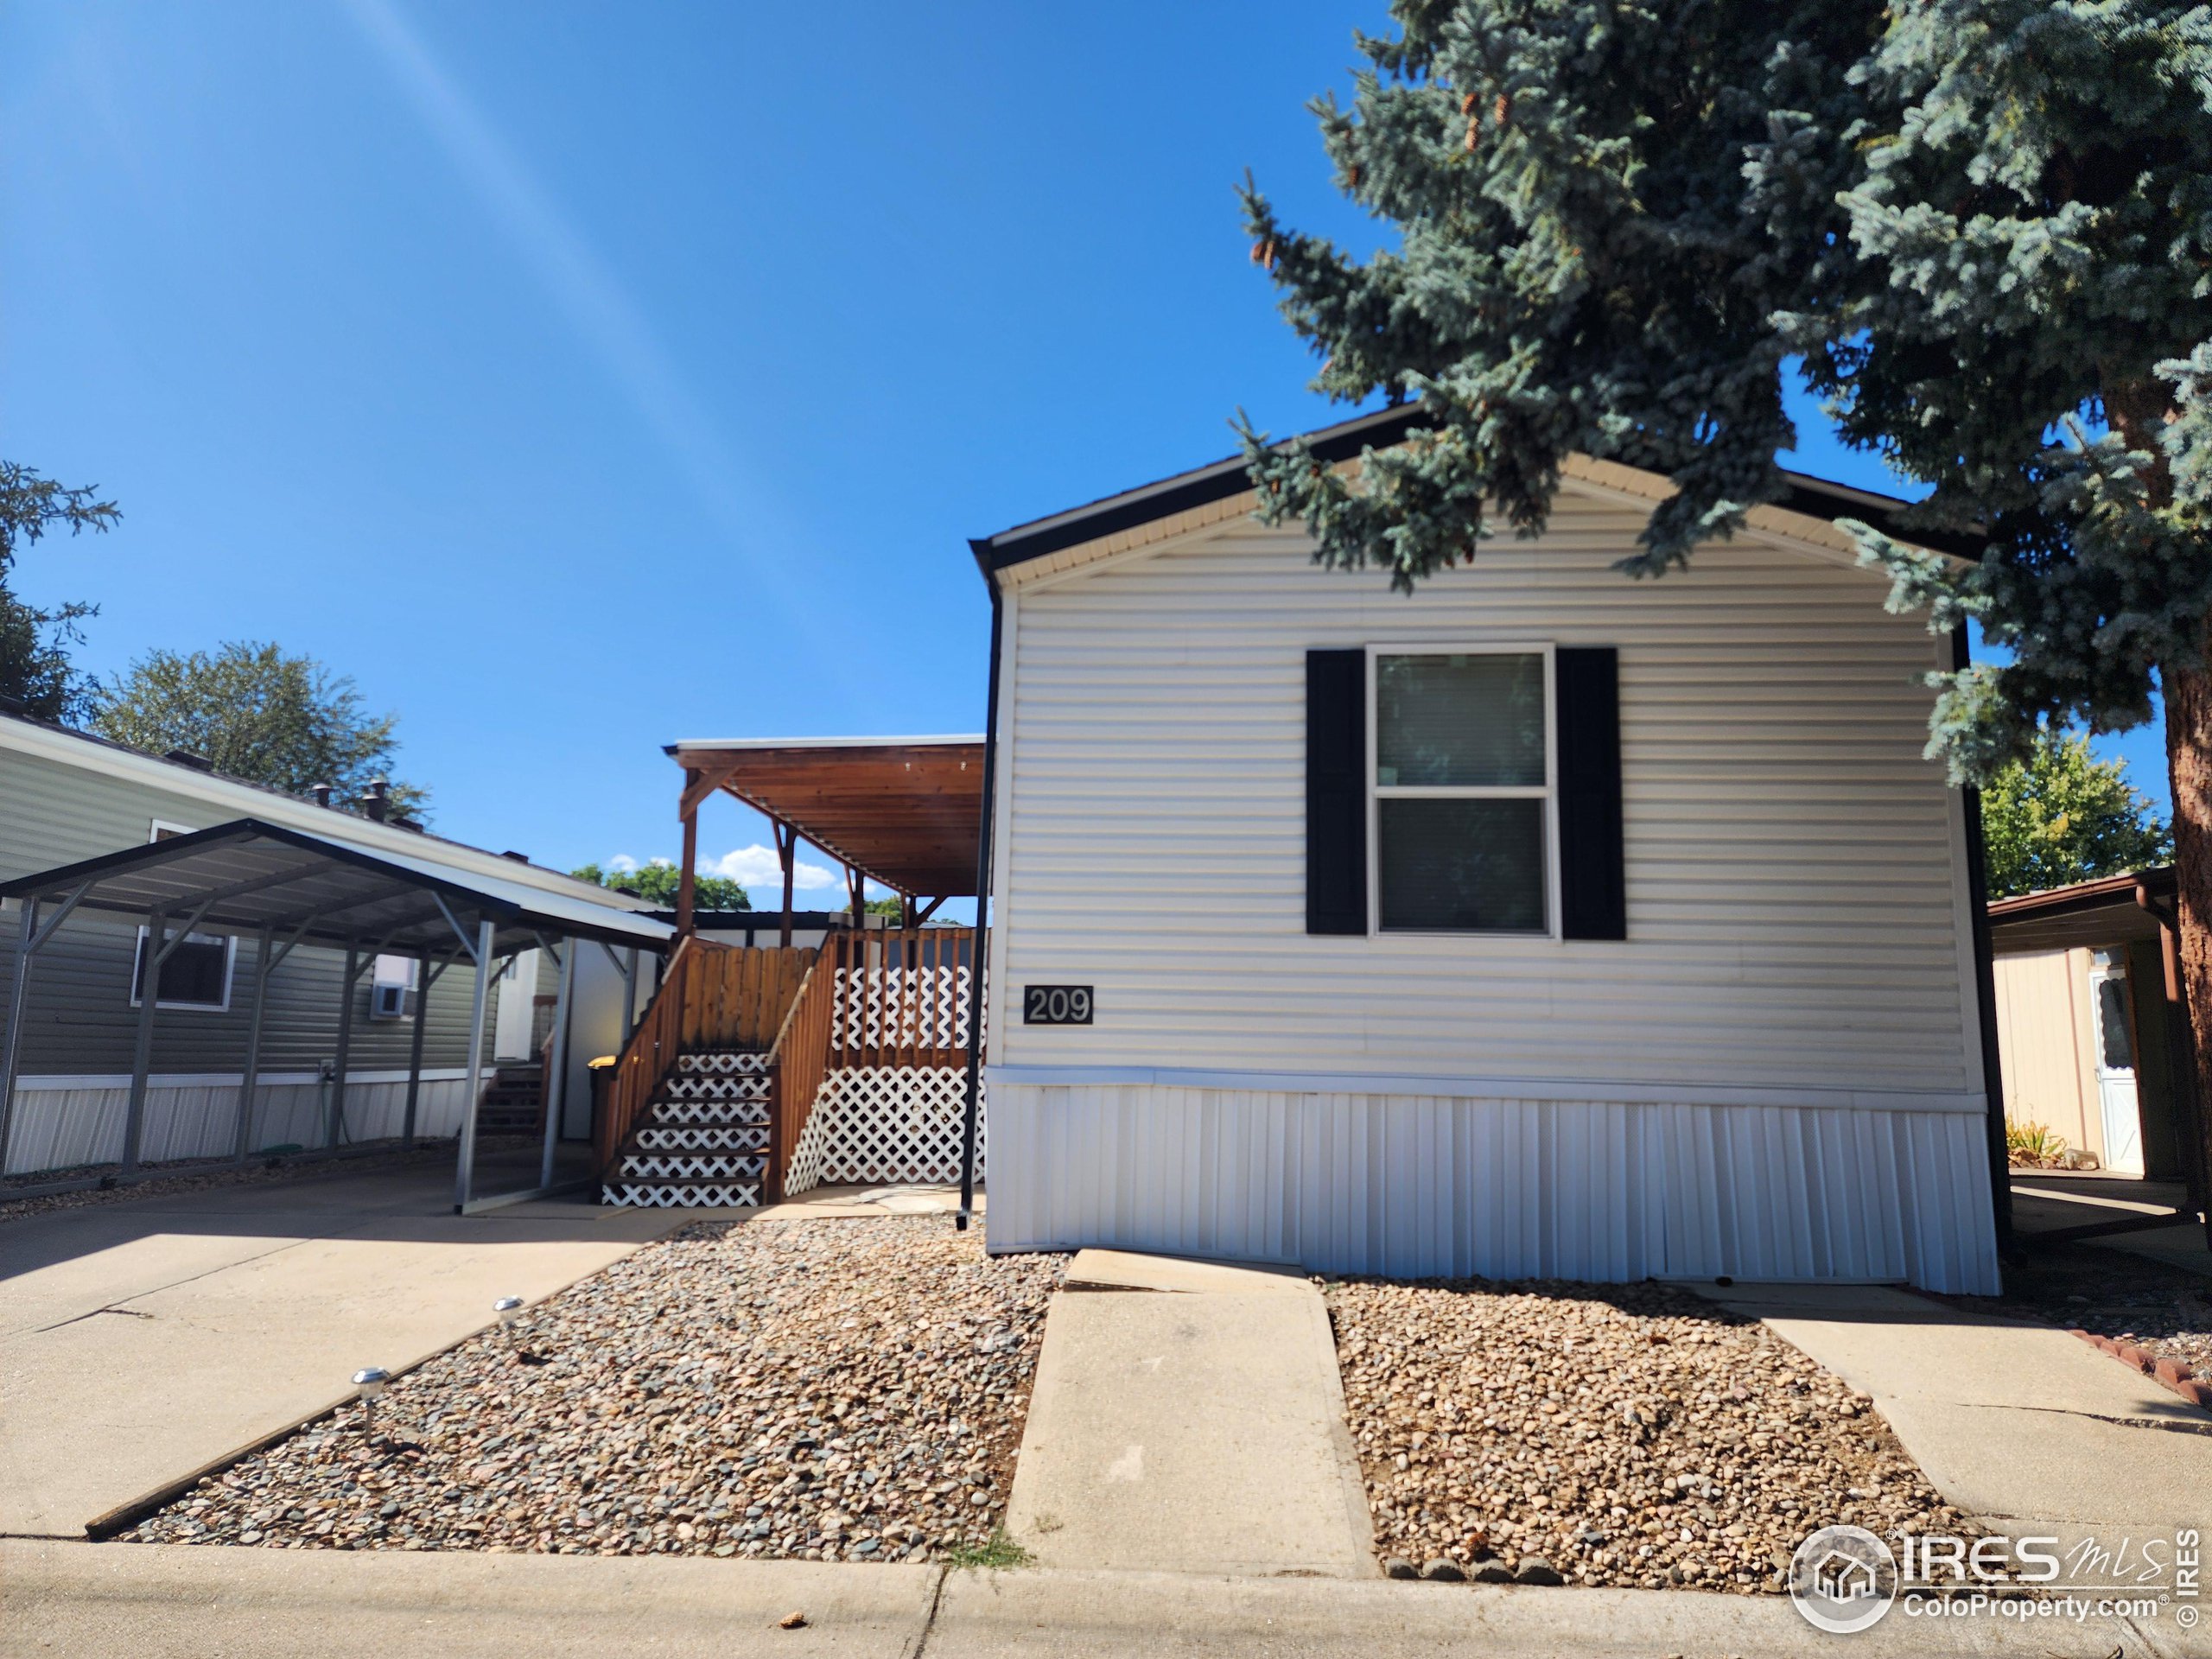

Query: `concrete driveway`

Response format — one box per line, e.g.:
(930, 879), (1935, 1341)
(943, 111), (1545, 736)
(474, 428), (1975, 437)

(0, 1159), (700, 1537)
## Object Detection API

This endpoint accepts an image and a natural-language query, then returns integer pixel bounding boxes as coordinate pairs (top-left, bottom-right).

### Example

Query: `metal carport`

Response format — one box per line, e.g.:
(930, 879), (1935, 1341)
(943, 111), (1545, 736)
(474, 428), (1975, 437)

(0, 817), (674, 1211)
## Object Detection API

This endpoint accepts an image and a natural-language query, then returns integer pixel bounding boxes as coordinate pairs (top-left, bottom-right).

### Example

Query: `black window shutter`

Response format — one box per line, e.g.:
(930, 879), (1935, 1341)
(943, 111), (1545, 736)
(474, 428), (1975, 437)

(1556, 646), (1626, 941)
(1306, 648), (1368, 935)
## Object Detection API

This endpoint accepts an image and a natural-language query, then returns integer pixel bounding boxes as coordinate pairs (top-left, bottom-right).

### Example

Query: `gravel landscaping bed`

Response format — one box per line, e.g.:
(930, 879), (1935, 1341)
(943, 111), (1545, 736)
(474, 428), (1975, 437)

(0, 1140), (454, 1224)
(1933, 1240), (2212, 1383)
(124, 1216), (1065, 1561)
(1326, 1276), (1967, 1593)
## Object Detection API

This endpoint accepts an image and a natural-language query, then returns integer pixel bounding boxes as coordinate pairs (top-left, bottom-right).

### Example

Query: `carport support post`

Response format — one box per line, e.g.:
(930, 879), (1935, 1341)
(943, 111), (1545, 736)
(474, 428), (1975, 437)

(538, 938), (575, 1189)
(232, 925), (273, 1165)
(454, 918), (496, 1211)
(0, 898), (39, 1177)
(120, 908), (168, 1177)
(327, 946), (359, 1152)
(401, 948), (430, 1151)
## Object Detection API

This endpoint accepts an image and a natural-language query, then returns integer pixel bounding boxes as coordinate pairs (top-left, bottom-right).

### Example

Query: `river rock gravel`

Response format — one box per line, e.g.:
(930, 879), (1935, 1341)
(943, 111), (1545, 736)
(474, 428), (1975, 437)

(1325, 1275), (1968, 1594)
(124, 1216), (1065, 1560)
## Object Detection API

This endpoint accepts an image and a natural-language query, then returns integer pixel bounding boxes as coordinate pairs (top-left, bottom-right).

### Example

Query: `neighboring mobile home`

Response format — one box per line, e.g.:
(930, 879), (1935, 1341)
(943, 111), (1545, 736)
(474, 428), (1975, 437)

(0, 710), (658, 1177)
(1988, 867), (2200, 1184)
(965, 409), (2006, 1294)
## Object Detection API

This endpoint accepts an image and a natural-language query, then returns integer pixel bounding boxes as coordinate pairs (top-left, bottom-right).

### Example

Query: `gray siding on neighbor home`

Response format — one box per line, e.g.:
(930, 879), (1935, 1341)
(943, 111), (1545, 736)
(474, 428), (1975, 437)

(0, 745), (492, 1077)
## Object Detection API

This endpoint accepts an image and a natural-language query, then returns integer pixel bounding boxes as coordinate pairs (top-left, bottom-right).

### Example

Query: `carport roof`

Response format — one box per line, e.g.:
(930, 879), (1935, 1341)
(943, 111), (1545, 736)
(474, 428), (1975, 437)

(0, 818), (676, 959)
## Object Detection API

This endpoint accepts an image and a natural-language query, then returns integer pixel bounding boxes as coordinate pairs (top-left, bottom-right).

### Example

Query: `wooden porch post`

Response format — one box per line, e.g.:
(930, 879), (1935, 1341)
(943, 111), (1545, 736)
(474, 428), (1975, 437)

(776, 820), (796, 949)
(677, 769), (701, 941)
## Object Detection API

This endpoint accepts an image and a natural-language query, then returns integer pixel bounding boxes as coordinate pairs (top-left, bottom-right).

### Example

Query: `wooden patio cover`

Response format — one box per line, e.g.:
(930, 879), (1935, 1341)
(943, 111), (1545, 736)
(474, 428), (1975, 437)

(666, 735), (987, 900)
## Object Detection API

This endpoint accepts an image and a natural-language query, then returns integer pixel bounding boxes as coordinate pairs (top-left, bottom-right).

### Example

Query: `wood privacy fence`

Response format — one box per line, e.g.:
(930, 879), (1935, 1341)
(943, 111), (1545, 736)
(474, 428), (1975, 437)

(594, 939), (817, 1170)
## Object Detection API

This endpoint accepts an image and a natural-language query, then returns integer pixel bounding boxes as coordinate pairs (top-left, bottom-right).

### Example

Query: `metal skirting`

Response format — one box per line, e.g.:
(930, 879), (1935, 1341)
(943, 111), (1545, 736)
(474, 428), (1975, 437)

(984, 1084), (2003, 1295)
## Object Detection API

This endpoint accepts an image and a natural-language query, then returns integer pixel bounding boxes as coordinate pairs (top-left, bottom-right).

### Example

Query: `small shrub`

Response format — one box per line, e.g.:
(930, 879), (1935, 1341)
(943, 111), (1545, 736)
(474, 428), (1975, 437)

(2007, 1121), (2069, 1169)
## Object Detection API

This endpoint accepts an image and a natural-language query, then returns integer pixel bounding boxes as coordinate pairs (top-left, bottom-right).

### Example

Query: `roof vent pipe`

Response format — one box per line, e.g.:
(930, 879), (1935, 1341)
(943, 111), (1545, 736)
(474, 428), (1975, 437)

(309, 783), (334, 809)
(365, 778), (391, 823)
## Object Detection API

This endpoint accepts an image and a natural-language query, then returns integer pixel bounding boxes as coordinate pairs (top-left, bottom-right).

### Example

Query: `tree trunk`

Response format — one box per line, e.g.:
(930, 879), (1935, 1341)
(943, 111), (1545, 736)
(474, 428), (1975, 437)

(2159, 655), (2212, 1245)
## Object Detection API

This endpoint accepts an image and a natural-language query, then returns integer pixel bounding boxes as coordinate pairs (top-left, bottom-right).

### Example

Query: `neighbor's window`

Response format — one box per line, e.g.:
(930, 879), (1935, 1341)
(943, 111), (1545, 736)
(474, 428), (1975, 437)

(130, 928), (234, 1010)
(1373, 650), (1552, 933)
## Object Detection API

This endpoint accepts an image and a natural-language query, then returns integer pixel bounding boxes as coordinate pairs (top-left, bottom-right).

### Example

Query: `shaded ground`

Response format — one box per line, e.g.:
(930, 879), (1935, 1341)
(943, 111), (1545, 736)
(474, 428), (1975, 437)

(1935, 1238), (2212, 1382)
(124, 1216), (1065, 1562)
(0, 1140), (463, 1222)
(1325, 1276), (1967, 1593)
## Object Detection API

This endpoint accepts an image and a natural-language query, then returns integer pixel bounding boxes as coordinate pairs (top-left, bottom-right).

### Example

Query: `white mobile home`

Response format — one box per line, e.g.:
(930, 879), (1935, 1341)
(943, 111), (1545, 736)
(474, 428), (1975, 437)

(967, 410), (2005, 1294)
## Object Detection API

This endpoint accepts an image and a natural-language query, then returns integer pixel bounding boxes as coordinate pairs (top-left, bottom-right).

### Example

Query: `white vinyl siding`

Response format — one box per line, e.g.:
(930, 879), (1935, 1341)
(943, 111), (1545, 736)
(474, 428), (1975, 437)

(987, 491), (1979, 1104)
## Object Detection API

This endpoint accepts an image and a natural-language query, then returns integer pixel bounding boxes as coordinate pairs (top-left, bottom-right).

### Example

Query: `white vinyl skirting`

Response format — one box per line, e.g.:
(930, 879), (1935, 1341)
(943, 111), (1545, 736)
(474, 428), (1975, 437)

(3, 1071), (474, 1177)
(984, 1084), (2002, 1295)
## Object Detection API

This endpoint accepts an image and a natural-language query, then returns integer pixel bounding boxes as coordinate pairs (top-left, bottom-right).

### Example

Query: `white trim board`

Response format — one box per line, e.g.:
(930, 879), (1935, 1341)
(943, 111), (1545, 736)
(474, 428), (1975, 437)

(11, 1066), (474, 1091)
(982, 1064), (1987, 1116)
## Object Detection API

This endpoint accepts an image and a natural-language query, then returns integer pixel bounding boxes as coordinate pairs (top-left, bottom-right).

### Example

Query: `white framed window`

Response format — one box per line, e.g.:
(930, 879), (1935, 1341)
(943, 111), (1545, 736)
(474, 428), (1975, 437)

(130, 818), (234, 1008)
(130, 925), (236, 1011)
(1368, 644), (1559, 936)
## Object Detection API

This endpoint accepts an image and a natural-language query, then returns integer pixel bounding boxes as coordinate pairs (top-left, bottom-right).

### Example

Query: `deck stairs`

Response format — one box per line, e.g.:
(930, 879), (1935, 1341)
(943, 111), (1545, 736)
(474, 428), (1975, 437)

(599, 1049), (770, 1208)
(474, 1062), (545, 1136)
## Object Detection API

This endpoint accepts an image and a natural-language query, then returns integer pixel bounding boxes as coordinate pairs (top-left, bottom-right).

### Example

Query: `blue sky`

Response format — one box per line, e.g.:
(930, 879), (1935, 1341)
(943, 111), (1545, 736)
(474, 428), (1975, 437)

(3, 1), (2169, 907)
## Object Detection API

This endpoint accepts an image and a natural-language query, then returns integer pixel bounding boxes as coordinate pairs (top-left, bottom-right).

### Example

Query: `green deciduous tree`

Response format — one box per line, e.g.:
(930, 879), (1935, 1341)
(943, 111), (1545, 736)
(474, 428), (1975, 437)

(93, 641), (428, 818)
(0, 461), (118, 722)
(572, 860), (753, 912)
(1980, 732), (2171, 898)
(1239, 0), (2212, 1193)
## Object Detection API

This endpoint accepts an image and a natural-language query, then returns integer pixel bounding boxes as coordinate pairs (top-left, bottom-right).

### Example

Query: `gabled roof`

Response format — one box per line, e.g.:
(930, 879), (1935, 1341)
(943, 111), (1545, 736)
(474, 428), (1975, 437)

(0, 709), (651, 917)
(969, 404), (1977, 587)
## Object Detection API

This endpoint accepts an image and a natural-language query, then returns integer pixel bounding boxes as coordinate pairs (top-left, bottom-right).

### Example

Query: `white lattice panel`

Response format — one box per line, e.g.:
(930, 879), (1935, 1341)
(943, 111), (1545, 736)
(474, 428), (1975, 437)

(661, 1074), (769, 1102)
(678, 1052), (770, 1076)
(807, 1066), (986, 1187)
(833, 968), (976, 1052)
(784, 1101), (831, 1197)
(602, 1180), (760, 1207)
(619, 1154), (767, 1180)
(633, 1124), (767, 1154)
(651, 1099), (769, 1128)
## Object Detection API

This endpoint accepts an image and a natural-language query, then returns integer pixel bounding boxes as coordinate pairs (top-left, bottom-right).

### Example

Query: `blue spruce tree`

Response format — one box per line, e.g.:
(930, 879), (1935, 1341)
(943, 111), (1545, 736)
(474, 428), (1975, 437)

(1241, 0), (2212, 1206)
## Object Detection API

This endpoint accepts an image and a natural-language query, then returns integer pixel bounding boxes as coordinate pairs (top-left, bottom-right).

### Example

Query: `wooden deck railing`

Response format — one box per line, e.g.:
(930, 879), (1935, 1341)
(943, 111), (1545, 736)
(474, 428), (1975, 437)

(595, 938), (817, 1171)
(830, 926), (979, 1068)
(763, 926), (980, 1198)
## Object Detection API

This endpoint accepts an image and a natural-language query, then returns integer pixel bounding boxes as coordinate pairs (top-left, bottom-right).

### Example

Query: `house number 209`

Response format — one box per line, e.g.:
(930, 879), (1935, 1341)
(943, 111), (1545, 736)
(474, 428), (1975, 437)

(1023, 985), (1093, 1025)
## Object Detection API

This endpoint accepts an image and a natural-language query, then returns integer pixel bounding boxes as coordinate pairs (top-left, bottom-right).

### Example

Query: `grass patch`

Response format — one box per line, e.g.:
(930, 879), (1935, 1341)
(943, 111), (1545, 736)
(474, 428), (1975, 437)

(944, 1528), (1032, 1570)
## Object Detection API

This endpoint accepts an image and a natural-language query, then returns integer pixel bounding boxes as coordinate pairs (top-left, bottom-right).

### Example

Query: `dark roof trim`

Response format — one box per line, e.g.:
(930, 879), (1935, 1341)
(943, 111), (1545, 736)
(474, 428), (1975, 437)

(0, 817), (523, 916)
(970, 406), (1982, 579)
(1986, 865), (2175, 923)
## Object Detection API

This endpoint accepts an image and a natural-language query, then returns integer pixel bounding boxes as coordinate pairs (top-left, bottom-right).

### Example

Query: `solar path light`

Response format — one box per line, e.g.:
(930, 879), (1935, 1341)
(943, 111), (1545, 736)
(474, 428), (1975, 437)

(494, 1295), (524, 1349)
(352, 1366), (391, 1436)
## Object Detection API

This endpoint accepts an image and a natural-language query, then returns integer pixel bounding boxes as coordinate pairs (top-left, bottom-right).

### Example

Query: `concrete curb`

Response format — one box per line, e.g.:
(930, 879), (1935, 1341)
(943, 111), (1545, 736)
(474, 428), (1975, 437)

(3, 1541), (2184, 1659)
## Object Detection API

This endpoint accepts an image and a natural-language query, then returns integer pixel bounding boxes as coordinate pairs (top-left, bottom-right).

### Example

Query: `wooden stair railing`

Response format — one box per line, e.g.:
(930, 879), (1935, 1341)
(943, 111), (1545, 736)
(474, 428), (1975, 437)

(596, 938), (823, 1179)
(764, 938), (841, 1200)
(595, 937), (702, 1173)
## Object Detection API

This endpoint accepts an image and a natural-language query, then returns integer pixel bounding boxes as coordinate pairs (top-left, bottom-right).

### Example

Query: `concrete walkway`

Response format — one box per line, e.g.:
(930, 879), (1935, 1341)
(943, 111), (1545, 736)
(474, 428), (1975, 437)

(1003, 1249), (1375, 1578)
(0, 1161), (705, 1537)
(1697, 1281), (2212, 1540)
(4, 1539), (2185, 1658)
